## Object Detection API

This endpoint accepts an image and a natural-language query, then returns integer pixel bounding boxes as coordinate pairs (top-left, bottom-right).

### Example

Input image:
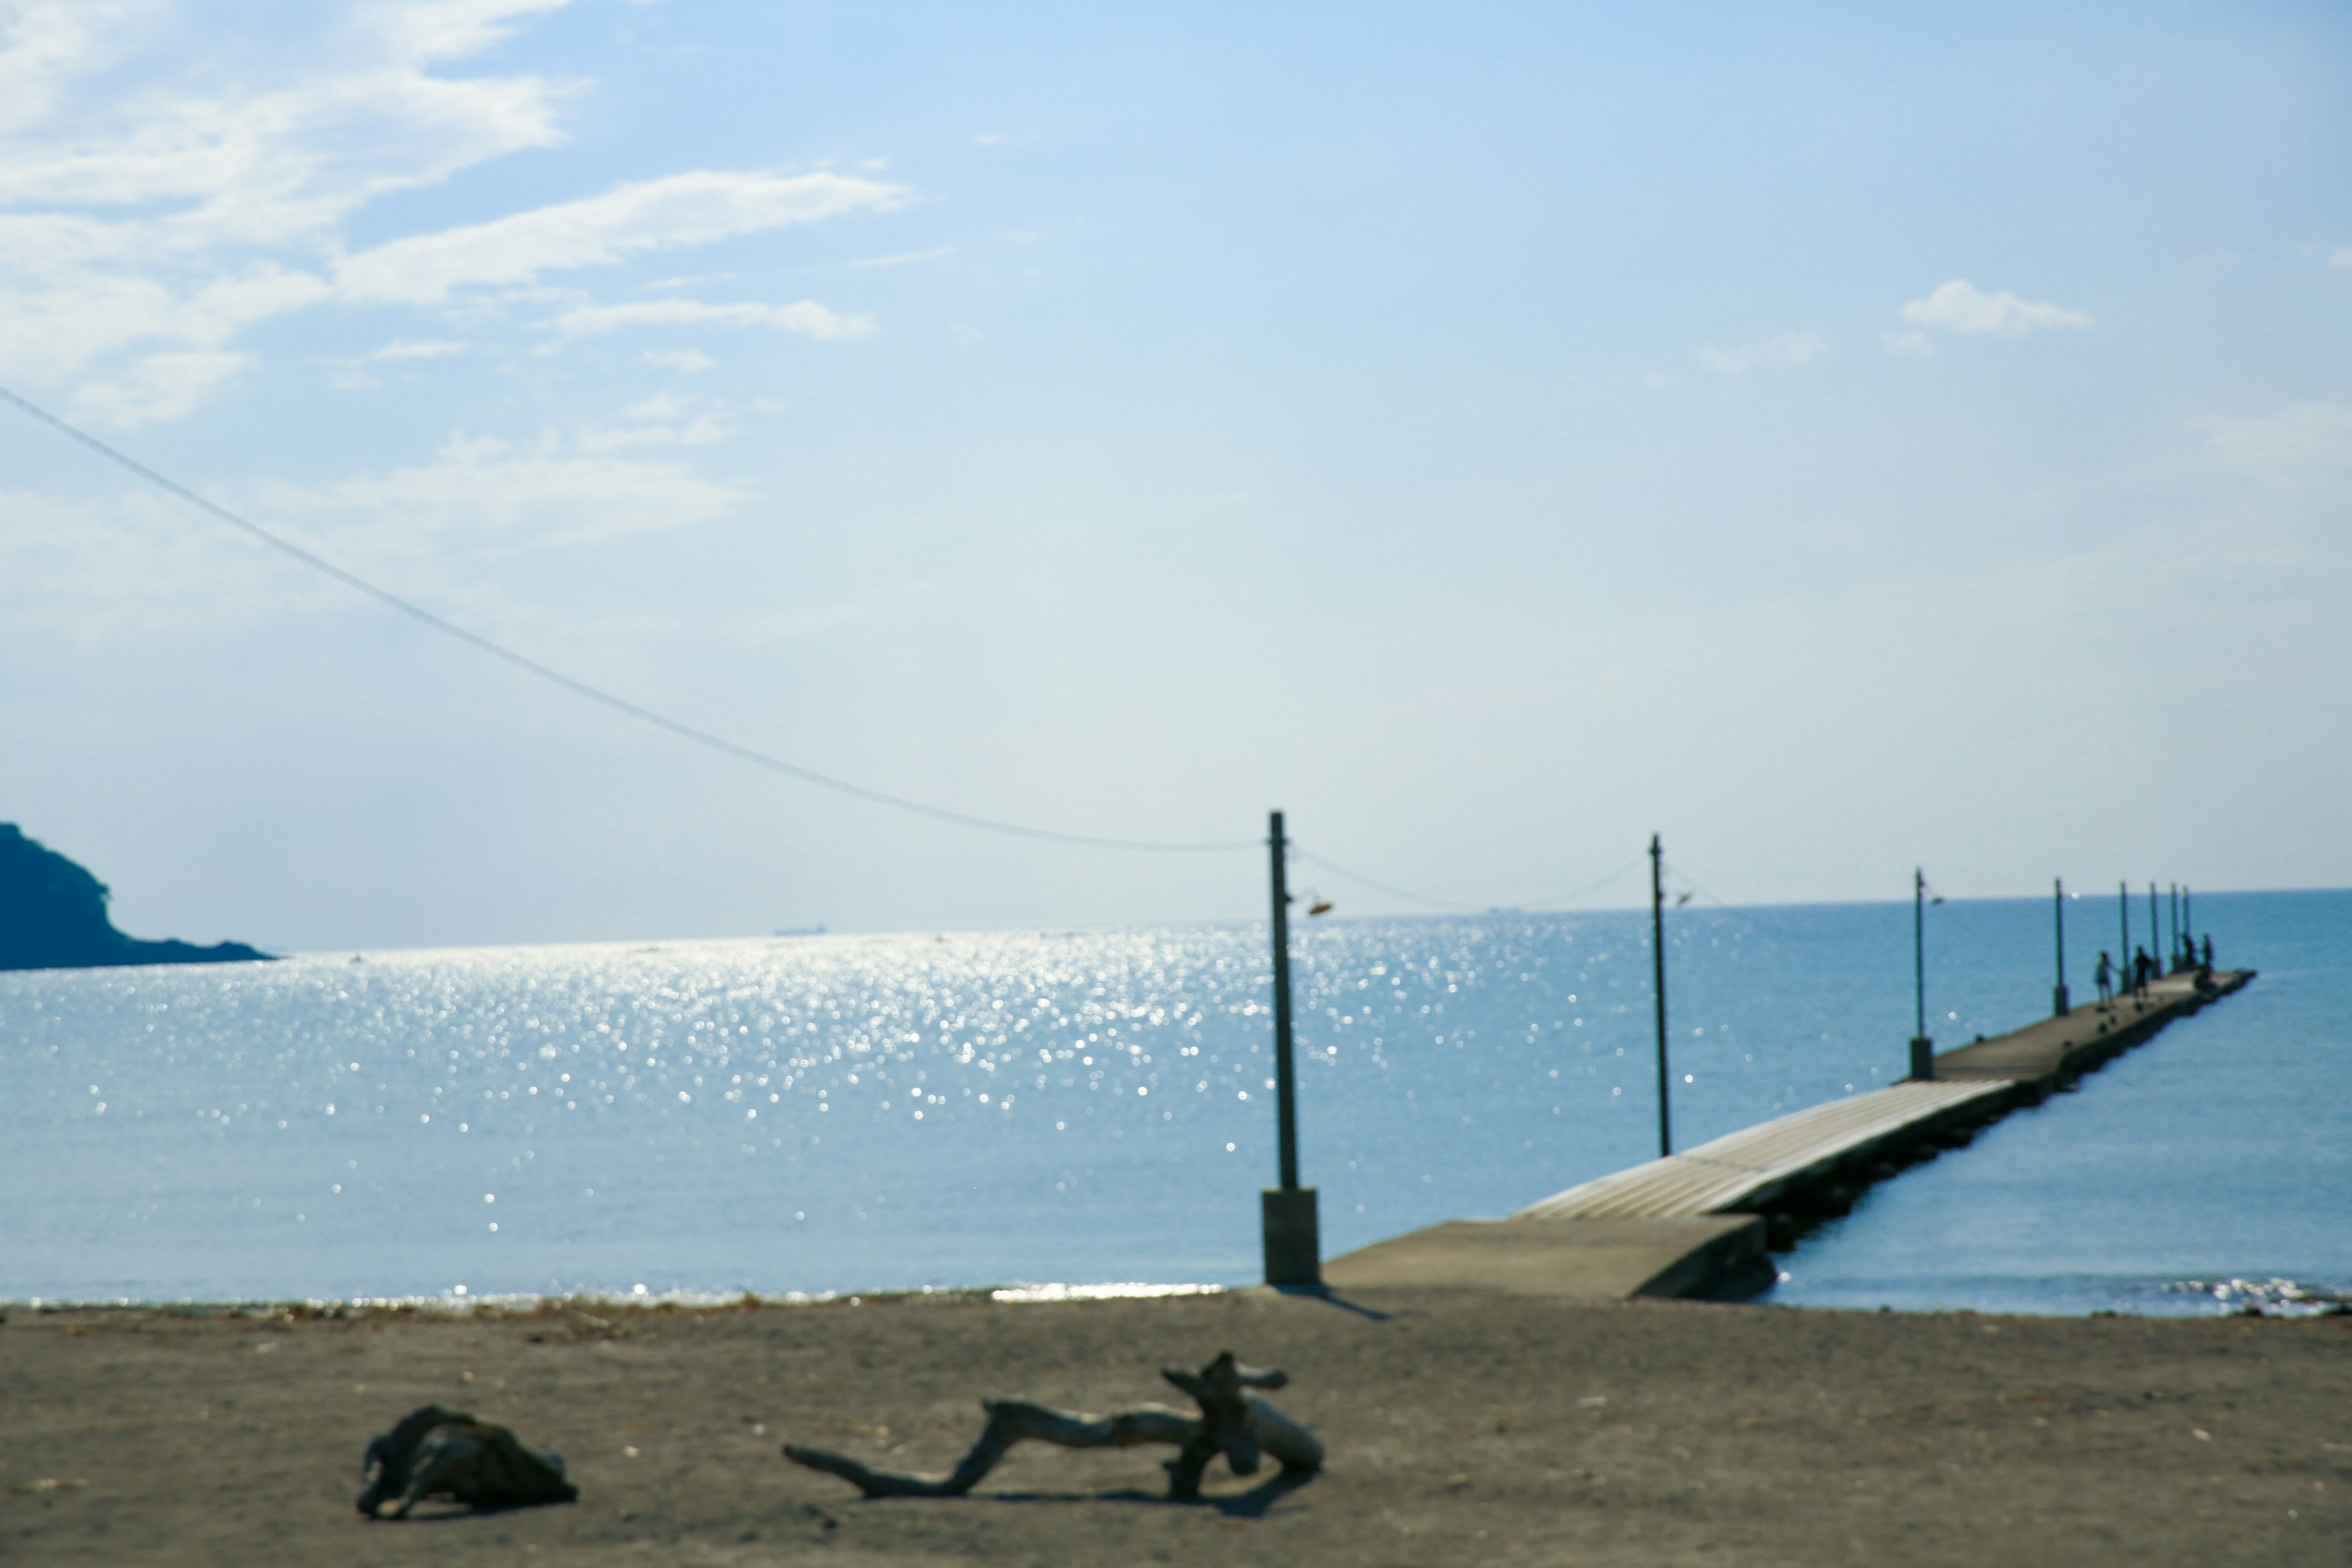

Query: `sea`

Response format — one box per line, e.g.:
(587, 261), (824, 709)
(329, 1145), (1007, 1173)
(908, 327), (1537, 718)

(4, 889), (2345, 1316)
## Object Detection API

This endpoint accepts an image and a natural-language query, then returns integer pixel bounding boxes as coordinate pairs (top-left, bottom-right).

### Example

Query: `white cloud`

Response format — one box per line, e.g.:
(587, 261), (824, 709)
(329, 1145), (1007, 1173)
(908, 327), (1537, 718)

(0, 261), (332, 382)
(336, 171), (905, 304)
(576, 389), (731, 450)
(2332, 248), (2351, 270)
(0, 424), (753, 645)
(849, 246), (951, 269)
(0, 1), (577, 406)
(578, 419), (728, 451)
(1880, 330), (1935, 358)
(0, 2), (116, 138)
(2192, 403), (2352, 473)
(553, 296), (872, 340)
(359, 0), (575, 62)
(0, 6), (578, 236)
(644, 347), (714, 373)
(363, 337), (468, 361)
(258, 426), (748, 549)
(0, 4), (904, 423)
(71, 348), (254, 425)
(1898, 279), (2090, 337)
(1697, 330), (1826, 374)
(621, 391), (692, 420)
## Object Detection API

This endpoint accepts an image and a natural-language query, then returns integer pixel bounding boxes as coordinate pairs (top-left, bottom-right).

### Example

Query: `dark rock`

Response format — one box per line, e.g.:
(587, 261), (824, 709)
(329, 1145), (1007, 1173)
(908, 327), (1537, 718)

(0, 823), (271, 972)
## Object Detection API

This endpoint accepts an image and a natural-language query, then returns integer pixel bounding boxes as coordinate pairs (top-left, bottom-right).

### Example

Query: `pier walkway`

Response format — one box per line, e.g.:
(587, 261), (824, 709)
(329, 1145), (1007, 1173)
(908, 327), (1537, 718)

(1324, 968), (2253, 1302)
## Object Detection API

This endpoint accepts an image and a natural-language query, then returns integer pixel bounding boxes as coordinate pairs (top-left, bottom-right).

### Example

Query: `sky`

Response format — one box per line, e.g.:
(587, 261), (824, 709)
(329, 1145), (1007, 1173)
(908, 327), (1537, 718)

(2, 0), (2348, 954)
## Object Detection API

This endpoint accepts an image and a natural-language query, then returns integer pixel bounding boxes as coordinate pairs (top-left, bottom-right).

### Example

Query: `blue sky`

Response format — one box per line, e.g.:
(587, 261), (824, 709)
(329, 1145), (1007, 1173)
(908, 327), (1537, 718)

(2, 0), (2347, 951)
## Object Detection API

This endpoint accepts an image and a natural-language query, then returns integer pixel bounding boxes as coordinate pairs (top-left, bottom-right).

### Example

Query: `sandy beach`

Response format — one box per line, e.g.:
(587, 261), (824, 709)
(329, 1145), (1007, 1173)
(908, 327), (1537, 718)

(4, 1285), (2346, 1566)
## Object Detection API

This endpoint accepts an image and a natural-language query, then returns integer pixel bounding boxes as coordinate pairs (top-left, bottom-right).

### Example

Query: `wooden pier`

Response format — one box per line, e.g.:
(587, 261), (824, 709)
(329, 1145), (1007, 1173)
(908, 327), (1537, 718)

(1324, 968), (2254, 1302)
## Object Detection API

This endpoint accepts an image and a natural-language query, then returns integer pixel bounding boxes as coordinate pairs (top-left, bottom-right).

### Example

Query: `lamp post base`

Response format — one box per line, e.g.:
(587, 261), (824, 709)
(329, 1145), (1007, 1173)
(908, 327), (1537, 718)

(1908, 1036), (1935, 1082)
(1261, 1187), (1321, 1288)
(2052, 984), (2070, 1017)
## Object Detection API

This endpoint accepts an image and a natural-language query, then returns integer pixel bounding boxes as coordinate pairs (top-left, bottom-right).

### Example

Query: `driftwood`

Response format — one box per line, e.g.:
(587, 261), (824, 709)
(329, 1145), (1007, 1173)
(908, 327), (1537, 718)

(785, 1350), (1324, 1501)
(356, 1404), (579, 1519)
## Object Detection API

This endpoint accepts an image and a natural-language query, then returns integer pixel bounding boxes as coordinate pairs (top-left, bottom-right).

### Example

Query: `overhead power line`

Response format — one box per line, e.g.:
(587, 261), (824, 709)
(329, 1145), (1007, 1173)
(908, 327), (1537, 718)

(0, 385), (1257, 854)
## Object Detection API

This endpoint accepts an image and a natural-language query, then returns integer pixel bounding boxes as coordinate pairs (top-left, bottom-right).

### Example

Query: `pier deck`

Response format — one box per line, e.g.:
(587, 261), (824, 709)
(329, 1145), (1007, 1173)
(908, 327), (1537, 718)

(1324, 968), (2253, 1302)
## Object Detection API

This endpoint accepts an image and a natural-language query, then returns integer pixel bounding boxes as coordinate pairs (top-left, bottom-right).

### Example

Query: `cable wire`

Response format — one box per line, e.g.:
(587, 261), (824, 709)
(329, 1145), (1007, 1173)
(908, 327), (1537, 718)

(0, 384), (1257, 854)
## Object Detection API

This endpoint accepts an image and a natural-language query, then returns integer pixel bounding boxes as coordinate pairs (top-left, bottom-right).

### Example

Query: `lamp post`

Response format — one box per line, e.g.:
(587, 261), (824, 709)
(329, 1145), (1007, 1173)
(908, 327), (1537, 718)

(2052, 877), (2070, 1016)
(1651, 834), (1672, 1158)
(1909, 869), (1934, 1081)
(1260, 810), (1319, 1288)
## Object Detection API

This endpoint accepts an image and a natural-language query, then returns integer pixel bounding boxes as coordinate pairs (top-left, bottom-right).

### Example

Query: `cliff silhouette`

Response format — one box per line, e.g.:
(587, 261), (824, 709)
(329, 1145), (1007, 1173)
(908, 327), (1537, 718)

(1, 823), (272, 972)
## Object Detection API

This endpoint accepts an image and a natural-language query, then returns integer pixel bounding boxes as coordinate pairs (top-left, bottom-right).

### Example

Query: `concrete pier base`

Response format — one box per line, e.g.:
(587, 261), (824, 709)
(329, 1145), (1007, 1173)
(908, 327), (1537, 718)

(1261, 1186), (1321, 1287)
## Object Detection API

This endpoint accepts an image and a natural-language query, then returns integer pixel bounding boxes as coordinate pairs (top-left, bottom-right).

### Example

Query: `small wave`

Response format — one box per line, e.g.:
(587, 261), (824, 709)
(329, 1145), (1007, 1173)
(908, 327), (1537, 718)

(989, 1282), (1224, 1304)
(2168, 1277), (2352, 1317)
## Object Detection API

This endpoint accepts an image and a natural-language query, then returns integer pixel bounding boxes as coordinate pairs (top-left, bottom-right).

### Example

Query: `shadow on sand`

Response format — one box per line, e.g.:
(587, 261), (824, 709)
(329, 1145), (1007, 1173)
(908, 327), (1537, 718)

(933, 1468), (1317, 1519)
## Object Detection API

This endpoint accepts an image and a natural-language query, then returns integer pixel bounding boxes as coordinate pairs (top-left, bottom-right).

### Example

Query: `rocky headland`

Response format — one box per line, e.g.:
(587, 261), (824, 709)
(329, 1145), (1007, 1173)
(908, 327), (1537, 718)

(0, 822), (271, 972)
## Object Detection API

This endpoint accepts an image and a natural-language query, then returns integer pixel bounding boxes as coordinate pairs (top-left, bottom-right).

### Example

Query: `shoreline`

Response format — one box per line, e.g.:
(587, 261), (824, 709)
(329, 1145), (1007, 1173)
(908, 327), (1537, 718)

(9, 1271), (2348, 1321)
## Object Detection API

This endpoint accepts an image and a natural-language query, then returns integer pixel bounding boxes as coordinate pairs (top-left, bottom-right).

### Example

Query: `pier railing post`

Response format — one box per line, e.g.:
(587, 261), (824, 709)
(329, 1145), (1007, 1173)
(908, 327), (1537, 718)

(1260, 810), (1319, 1288)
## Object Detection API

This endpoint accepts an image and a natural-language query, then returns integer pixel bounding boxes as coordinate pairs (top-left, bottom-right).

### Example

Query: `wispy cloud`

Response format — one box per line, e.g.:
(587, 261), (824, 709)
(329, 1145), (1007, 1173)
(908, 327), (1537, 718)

(576, 390), (732, 450)
(1697, 330), (1826, 374)
(0, 4), (578, 228)
(849, 246), (951, 270)
(1898, 279), (2090, 339)
(336, 171), (905, 304)
(1, 418), (752, 639)
(257, 426), (748, 551)
(553, 297), (872, 339)
(644, 347), (714, 374)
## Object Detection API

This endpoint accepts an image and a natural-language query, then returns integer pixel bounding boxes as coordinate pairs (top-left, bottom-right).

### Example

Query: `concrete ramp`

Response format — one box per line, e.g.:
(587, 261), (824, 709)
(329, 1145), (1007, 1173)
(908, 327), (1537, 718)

(1322, 1215), (1766, 1301)
(1516, 1079), (2012, 1220)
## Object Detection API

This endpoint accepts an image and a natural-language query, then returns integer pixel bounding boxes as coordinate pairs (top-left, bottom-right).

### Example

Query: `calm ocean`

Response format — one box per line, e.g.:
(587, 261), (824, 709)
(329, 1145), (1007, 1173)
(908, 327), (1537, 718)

(4, 890), (2343, 1314)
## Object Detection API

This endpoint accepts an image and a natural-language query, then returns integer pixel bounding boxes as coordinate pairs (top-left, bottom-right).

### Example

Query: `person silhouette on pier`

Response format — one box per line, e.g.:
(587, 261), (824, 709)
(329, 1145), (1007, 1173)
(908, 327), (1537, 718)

(2094, 950), (2114, 1008)
(2131, 946), (2152, 998)
(2201, 935), (2215, 971)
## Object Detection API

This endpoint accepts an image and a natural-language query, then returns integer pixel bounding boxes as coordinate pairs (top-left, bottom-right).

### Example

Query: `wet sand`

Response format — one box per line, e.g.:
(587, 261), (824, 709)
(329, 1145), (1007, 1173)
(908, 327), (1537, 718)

(4, 1287), (2347, 1566)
